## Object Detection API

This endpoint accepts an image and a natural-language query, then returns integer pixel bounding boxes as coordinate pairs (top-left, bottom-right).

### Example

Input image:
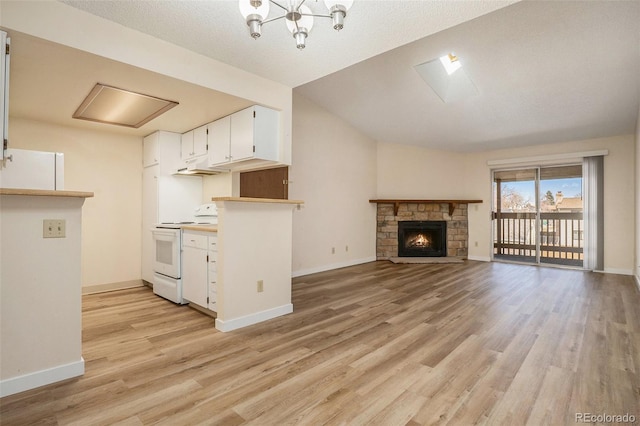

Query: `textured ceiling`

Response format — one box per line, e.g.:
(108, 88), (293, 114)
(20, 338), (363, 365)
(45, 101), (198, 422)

(296, 0), (640, 151)
(5, 1), (640, 151)
(8, 32), (254, 136)
(60, 0), (516, 88)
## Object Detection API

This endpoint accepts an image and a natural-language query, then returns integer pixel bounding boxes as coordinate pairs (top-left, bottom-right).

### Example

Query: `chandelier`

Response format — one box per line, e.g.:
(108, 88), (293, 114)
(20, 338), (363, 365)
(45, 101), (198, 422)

(239, 0), (354, 49)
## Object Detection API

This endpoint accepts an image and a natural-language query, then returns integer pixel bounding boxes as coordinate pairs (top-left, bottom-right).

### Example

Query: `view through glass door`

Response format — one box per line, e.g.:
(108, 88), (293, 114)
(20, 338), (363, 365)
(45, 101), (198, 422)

(493, 165), (583, 267)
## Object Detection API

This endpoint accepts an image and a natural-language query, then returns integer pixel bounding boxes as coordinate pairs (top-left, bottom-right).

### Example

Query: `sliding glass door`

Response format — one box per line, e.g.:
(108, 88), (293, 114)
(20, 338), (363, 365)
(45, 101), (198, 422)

(492, 165), (583, 267)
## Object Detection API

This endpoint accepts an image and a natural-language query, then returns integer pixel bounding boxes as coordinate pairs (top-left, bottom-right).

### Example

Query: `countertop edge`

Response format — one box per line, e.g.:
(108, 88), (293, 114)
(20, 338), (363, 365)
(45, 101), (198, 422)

(1, 188), (95, 198)
(212, 197), (304, 205)
(181, 225), (218, 232)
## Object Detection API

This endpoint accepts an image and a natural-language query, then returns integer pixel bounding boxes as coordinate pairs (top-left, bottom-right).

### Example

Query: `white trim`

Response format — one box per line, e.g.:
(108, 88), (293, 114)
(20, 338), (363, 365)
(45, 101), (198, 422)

(292, 257), (377, 278)
(467, 255), (491, 262)
(487, 150), (608, 167)
(82, 279), (144, 294)
(602, 267), (633, 276)
(0, 358), (84, 398)
(215, 304), (293, 332)
(635, 275), (640, 292)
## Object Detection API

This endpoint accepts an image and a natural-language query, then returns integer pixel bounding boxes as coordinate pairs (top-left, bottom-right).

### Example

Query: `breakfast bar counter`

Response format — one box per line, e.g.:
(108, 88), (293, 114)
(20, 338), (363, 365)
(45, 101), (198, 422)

(210, 197), (303, 332)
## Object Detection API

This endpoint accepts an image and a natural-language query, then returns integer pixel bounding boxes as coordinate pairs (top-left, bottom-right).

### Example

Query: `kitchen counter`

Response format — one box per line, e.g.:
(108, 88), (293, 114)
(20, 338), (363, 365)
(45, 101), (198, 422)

(209, 196), (303, 332)
(211, 196), (304, 205)
(0, 188), (94, 198)
(181, 224), (218, 232)
(1, 187), (90, 396)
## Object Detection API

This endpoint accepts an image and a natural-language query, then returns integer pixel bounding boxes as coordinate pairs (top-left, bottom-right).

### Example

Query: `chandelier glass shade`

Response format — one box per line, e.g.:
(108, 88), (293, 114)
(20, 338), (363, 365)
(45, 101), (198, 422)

(239, 0), (354, 49)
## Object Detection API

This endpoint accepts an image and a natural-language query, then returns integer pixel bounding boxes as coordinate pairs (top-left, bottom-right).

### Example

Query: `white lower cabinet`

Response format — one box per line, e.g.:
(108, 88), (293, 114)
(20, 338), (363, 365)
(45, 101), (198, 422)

(182, 230), (218, 311)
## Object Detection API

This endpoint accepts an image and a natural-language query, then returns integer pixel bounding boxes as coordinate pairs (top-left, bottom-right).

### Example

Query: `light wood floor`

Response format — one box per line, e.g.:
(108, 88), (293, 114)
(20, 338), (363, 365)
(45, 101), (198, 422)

(2, 261), (639, 425)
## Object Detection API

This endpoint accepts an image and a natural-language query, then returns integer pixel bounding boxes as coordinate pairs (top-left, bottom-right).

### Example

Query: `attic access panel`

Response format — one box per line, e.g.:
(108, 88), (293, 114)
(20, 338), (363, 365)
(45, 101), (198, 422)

(73, 83), (178, 128)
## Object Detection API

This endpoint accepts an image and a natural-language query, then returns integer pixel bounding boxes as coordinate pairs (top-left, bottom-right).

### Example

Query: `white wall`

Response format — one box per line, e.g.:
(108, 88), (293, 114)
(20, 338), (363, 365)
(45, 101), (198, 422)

(289, 93), (378, 276)
(9, 118), (143, 288)
(636, 105), (640, 283)
(377, 135), (636, 274)
(376, 143), (486, 260)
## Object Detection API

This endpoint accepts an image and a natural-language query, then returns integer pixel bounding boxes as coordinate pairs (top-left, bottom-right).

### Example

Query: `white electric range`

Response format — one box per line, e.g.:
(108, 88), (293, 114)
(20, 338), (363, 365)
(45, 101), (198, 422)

(151, 203), (217, 304)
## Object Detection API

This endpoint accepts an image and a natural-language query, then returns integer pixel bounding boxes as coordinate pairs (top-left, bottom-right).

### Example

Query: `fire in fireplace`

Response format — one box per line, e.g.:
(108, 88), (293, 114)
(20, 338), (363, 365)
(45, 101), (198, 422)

(398, 221), (447, 257)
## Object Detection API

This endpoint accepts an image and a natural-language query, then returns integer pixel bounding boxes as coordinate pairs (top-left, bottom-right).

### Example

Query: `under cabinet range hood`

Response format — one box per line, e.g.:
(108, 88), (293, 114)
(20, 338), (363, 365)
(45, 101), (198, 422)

(174, 157), (228, 176)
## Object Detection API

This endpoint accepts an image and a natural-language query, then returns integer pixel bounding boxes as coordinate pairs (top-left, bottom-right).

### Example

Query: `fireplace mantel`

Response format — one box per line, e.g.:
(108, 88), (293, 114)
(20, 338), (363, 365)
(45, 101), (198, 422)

(370, 199), (483, 216)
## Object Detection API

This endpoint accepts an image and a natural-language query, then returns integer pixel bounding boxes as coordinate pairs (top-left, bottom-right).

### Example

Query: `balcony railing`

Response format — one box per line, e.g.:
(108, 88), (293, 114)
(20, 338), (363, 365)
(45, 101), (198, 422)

(493, 212), (583, 266)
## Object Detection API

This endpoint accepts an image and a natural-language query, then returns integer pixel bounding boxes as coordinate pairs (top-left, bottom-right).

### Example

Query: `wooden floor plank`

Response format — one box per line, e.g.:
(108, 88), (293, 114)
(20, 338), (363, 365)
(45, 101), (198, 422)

(1, 261), (638, 425)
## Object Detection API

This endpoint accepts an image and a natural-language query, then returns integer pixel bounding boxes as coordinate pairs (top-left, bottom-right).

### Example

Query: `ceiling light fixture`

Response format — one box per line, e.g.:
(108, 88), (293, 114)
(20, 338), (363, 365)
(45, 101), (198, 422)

(239, 0), (354, 50)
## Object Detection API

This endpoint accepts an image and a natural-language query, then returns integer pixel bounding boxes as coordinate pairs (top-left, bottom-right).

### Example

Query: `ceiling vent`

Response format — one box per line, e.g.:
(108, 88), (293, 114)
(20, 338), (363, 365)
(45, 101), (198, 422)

(72, 83), (178, 128)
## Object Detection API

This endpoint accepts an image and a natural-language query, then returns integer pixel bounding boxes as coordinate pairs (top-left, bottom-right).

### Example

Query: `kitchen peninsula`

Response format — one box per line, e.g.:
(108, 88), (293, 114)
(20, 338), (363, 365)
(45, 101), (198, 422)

(190, 197), (304, 332)
(0, 188), (93, 397)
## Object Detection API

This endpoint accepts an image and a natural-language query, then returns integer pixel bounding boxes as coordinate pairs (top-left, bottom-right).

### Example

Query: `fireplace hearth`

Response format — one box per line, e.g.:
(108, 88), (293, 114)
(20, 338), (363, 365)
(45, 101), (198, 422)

(398, 221), (447, 257)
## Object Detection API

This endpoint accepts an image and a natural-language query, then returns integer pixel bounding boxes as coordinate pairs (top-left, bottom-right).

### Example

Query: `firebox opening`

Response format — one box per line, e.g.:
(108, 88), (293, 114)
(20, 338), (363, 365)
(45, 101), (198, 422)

(398, 221), (447, 257)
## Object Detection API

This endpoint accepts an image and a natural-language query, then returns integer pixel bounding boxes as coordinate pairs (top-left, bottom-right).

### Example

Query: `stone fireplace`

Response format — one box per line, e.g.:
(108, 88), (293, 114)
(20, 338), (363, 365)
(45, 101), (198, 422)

(371, 200), (477, 260)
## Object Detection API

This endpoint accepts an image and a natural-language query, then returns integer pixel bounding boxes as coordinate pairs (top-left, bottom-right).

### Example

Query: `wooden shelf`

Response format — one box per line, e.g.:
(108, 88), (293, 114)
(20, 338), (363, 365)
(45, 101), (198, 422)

(370, 199), (483, 216)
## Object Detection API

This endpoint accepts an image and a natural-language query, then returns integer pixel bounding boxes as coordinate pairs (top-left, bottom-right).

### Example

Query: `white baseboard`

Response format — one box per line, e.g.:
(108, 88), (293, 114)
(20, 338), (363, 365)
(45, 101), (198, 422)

(603, 267), (633, 276)
(467, 255), (491, 262)
(0, 358), (84, 398)
(82, 279), (144, 294)
(215, 304), (293, 332)
(292, 256), (376, 278)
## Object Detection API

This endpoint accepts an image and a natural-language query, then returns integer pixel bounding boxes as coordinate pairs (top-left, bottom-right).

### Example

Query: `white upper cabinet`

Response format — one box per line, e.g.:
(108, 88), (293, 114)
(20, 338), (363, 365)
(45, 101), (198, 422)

(143, 131), (181, 173)
(208, 116), (231, 166)
(180, 130), (193, 160)
(181, 124), (208, 162)
(229, 106), (255, 162)
(208, 105), (280, 168)
(143, 132), (159, 167)
(193, 124), (208, 157)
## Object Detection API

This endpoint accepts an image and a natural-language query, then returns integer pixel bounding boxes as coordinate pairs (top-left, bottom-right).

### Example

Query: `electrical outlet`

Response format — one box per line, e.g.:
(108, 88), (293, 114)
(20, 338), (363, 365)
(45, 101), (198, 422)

(474, 241), (478, 247)
(257, 280), (264, 293)
(345, 245), (349, 252)
(331, 247), (335, 254)
(43, 219), (66, 238)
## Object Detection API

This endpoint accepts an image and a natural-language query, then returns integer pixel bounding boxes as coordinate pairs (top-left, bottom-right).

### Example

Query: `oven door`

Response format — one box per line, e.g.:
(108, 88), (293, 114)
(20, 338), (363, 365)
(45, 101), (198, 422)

(152, 228), (181, 278)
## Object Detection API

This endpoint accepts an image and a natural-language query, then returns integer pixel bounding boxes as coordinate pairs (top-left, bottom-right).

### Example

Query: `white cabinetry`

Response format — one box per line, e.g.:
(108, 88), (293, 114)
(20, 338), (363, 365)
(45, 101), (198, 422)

(143, 131), (181, 171)
(207, 116), (230, 166)
(142, 131), (202, 283)
(181, 124), (208, 162)
(1, 31), (9, 161)
(208, 236), (218, 312)
(208, 105), (279, 168)
(182, 230), (218, 311)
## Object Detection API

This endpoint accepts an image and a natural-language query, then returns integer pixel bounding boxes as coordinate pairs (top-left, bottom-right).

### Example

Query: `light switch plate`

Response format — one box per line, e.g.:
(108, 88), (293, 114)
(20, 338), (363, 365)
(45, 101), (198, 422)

(43, 219), (66, 238)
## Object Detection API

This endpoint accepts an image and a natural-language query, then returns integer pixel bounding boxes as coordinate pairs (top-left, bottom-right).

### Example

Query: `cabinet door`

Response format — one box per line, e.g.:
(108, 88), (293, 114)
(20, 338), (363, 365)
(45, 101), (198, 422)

(193, 124), (208, 157)
(141, 166), (159, 283)
(182, 245), (208, 307)
(240, 166), (288, 199)
(208, 116), (231, 166)
(253, 106), (279, 161)
(156, 131), (182, 174)
(143, 132), (159, 167)
(230, 107), (255, 162)
(181, 130), (194, 159)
